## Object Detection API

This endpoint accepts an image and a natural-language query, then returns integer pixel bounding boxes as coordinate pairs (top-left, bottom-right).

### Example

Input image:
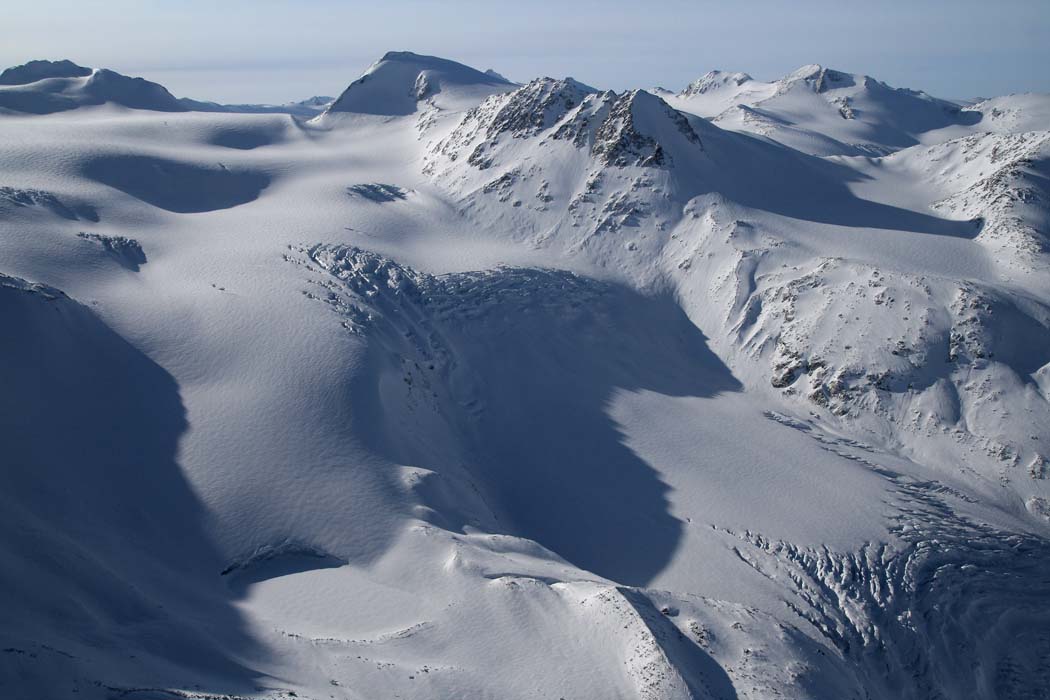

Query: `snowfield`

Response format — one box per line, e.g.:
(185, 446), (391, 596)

(2, 53), (1049, 699)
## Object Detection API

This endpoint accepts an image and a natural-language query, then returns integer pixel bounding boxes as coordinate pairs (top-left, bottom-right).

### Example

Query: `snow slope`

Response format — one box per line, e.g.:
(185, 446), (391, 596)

(2, 53), (1049, 700)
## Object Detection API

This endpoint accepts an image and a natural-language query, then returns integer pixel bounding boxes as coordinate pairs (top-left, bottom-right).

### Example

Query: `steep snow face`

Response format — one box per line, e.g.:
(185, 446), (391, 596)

(322, 51), (514, 117)
(2, 52), (1050, 700)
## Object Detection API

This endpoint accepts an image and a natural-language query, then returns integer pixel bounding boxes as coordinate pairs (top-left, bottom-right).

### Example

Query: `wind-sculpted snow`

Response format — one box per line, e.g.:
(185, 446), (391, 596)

(80, 154), (271, 213)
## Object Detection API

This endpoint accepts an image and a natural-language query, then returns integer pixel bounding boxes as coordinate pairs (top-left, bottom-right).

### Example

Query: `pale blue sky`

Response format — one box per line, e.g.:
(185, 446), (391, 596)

(4, 0), (1048, 103)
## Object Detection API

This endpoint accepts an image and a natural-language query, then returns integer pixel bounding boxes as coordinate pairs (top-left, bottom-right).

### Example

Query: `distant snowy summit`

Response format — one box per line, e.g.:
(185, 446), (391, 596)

(0, 58), (92, 85)
(660, 63), (986, 155)
(0, 53), (516, 118)
(319, 51), (516, 118)
(0, 59), (333, 116)
(0, 59), (187, 114)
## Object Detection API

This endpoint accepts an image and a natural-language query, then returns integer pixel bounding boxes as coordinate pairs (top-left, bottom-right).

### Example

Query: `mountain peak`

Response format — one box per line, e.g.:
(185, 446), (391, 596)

(681, 70), (753, 96)
(591, 89), (702, 168)
(787, 63), (824, 80)
(781, 64), (857, 93)
(483, 76), (597, 138)
(324, 51), (514, 117)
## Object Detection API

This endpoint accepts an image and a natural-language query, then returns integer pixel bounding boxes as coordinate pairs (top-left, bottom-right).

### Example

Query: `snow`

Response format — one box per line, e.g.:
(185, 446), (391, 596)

(0, 59), (336, 116)
(0, 63), (188, 114)
(1, 51), (1049, 700)
(321, 50), (514, 118)
(0, 58), (92, 85)
(664, 64), (989, 157)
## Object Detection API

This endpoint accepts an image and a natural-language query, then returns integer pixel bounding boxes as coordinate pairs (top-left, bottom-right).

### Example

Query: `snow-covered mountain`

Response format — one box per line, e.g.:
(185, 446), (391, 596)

(0, 59), (189, 113)
(320, 50), (515, 118)
(661, 64), (1025, 156)
(0, 59), (335, 116)
(2, 51), (1050, 700)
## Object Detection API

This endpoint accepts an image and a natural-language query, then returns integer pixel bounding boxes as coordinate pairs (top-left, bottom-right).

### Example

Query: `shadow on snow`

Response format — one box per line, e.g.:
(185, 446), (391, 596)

(329, 250), (741, 587)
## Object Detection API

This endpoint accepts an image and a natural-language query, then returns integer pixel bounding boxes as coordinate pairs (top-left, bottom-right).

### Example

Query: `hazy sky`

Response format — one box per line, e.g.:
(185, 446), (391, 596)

(4, 0), (1048, 104)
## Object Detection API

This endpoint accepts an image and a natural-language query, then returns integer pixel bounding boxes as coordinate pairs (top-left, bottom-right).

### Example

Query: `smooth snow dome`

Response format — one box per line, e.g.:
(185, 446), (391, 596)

(2, 41), (1050, 700)
(0, 58), (91, 85)
(0, 59), (337, 117)
(0, 61), (187, 114)
(324, 50), (514, 116)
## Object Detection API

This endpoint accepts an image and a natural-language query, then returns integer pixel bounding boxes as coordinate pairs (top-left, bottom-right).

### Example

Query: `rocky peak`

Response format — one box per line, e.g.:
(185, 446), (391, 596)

(483, 77), (596, 138)
(590, 90), (702, 168)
